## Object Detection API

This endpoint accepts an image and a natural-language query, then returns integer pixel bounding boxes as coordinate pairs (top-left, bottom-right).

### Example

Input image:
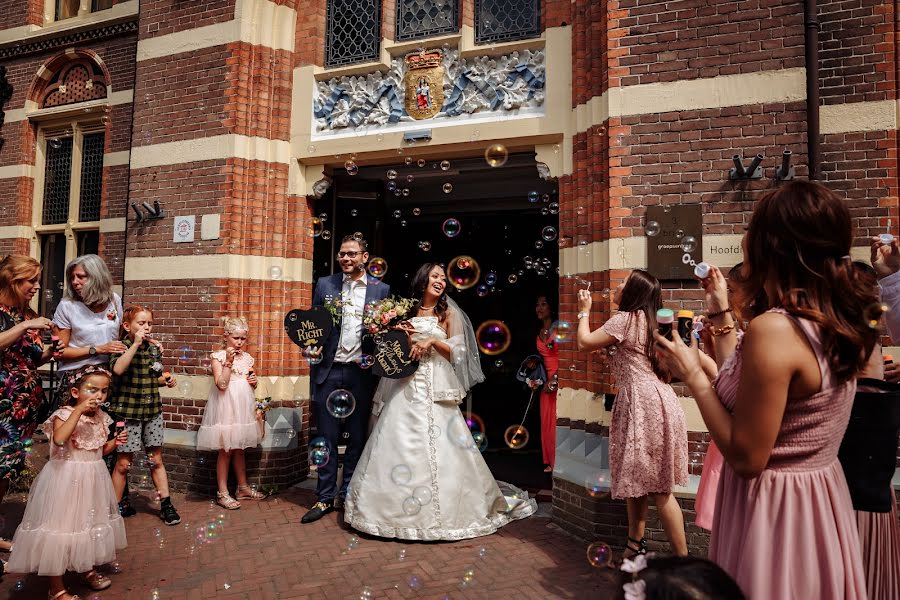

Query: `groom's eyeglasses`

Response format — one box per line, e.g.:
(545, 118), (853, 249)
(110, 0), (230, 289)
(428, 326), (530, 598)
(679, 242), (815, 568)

(337, 251), (362, 258)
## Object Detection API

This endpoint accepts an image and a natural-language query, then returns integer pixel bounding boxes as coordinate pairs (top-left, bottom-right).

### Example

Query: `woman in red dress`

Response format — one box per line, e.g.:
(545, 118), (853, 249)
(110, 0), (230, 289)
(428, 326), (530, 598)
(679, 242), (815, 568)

(535, 295), (558, 472)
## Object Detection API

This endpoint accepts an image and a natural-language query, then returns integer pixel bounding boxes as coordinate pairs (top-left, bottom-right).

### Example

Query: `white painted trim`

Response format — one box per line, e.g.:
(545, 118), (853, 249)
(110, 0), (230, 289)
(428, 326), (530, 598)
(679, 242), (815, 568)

(158, 374), (309, 402)
(98, 218), (126, 233)
(0, 0), (138, 48)
(574, 68), (807, 135)
(0, 164), (34, 180)
(20, 90), (134, 124)
(0, 226), (35, 240)
(136, 0), (295, 62)
(557, 386), (707, 432)
(820, 100), (898, 135)
(559, 233), (745, 275)
(130, 135), (291, 169)
(124, 254), (312, 282)
(103, 151), (130, 167)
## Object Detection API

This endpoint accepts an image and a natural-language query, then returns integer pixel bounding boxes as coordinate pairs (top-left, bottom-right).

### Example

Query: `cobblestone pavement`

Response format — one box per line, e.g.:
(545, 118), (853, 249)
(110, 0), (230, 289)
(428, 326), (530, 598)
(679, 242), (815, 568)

(0, 450), (617, 599)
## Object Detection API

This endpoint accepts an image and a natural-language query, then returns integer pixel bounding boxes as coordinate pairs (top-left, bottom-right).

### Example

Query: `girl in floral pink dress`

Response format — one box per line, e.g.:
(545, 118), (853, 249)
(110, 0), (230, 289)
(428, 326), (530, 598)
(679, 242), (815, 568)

(655, 181), (873, 599)
(576, 270), (688, 557)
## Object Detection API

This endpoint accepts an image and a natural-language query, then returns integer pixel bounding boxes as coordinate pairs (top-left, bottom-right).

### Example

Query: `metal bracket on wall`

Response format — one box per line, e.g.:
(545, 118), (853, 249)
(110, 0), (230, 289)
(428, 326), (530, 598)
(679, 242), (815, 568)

(775, 150), (795, 181)
(729, 154), (764, 180)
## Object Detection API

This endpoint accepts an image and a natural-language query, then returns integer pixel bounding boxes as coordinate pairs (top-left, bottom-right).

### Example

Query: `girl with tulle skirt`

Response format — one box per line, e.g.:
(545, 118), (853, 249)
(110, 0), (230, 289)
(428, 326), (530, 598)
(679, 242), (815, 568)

(6, 366), (127, 600)
(196, 317), (264, 510)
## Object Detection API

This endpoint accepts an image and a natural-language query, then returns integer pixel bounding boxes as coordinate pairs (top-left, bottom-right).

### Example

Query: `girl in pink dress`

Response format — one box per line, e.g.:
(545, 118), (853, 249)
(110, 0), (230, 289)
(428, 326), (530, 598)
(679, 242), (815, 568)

(196, 317), (264, 510)
(535, 295), (559, 472)
(6, 366), (127, 600)
(576, 270), (688, 557)
(655, 181), (874, 599)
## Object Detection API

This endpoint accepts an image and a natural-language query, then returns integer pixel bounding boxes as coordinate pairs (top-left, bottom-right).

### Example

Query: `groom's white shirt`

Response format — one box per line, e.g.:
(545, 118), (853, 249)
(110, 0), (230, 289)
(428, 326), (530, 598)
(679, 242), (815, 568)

(335, 273), (367, 363)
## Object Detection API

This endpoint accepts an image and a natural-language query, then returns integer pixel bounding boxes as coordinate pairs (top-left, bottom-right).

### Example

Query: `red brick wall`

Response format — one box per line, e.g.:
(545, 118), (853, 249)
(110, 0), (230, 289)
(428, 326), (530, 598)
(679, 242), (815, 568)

(0, 0), (43, 30)
(139, 0), (236, 39)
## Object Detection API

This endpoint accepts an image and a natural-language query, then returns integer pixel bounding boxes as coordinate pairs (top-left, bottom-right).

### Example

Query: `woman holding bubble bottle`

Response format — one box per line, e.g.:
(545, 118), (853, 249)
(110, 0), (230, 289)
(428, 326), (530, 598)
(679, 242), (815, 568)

(575, 269), (689, 558)
(654, 181), (873, 600)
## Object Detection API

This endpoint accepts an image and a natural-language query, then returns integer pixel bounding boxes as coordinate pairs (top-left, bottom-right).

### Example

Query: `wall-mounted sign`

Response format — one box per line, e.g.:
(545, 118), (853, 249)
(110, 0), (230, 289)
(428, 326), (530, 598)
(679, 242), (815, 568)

(646, 205), (703, 280)
(173, 215), (195, 243)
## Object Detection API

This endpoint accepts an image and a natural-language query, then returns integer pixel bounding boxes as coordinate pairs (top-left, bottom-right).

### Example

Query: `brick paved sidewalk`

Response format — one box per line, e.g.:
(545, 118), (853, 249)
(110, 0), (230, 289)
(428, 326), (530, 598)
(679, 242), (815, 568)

(0, 458), (617, 599)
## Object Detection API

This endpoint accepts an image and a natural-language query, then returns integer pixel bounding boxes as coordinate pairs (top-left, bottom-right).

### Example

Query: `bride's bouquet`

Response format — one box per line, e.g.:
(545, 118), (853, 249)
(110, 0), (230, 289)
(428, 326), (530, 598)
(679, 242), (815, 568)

(363, 296), (417, 335)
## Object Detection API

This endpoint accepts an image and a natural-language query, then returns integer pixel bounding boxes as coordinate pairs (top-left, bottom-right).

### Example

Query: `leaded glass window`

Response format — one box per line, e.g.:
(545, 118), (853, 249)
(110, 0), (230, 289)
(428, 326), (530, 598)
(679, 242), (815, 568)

(475, 0), (540, 45)
(396, 0), (459, 42)
(79, 133), (104, 222)
(325, 0), (382, 67)
(42, 137), (73, 225)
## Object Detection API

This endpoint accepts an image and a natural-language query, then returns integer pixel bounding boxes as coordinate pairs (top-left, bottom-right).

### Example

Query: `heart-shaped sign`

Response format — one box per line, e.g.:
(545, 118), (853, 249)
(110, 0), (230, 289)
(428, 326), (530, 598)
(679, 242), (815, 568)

(284, 307), (333, 349)
(372, 330), (419, 379)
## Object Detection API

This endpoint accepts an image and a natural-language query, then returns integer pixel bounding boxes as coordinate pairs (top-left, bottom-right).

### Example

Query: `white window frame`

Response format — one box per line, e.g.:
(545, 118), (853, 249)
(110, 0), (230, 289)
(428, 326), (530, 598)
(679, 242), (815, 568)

(45, 0), (118, 24)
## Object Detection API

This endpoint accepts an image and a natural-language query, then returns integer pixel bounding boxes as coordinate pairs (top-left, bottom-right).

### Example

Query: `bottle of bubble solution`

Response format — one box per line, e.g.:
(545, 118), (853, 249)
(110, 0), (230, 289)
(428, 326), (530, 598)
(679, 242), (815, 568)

(694, 262), (711, 280)
(880, 219), (894, 245)
(657, 308), (674, 340)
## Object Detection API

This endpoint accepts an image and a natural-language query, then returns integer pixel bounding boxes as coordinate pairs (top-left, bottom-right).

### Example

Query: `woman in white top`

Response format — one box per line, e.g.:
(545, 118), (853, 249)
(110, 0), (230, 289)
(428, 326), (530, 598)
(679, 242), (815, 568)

(52, 255), (125, 377)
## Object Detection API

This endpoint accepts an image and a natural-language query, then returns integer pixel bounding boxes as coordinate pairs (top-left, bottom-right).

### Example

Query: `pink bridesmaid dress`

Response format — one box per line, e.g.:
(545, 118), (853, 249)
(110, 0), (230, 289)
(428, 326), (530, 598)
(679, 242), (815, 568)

(709, 309), (866, 599)
(693, 441), (723, 530)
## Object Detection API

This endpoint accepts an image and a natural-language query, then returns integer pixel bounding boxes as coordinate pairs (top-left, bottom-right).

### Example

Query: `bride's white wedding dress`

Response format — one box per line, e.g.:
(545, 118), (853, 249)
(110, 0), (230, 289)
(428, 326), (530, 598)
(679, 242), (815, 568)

(344, 316), (537, 541)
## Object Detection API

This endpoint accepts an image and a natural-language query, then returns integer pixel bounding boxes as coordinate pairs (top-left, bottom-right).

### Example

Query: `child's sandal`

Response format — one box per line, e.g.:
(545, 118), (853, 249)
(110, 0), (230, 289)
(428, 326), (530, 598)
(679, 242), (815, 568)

(81, 569), (112, 591)
(216, 491), (241, 510)
(49, 590), (80, 600)
(236, 485), (266, 500)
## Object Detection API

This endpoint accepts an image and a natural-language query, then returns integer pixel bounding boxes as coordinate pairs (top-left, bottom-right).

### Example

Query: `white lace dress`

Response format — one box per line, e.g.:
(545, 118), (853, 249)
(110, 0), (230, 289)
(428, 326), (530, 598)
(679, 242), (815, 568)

(344, 316), (536, 541)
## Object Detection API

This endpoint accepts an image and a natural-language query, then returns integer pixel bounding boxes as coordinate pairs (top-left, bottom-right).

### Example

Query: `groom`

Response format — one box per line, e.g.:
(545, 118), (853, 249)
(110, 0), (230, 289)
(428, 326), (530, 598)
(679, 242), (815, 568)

(301, 234), (391, 523)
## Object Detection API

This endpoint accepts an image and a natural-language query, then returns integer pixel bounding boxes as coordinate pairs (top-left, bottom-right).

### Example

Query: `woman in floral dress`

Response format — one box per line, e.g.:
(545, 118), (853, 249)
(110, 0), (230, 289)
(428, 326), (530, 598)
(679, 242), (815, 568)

(0, 255), (56, 504)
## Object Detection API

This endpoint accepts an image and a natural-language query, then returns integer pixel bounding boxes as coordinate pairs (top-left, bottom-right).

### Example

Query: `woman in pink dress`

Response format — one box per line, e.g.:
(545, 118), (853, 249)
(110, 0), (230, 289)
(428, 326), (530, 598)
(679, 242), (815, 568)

(576, 270), (688, 557)
(655, 181), (874, 599)
(535, 295), (559, 472)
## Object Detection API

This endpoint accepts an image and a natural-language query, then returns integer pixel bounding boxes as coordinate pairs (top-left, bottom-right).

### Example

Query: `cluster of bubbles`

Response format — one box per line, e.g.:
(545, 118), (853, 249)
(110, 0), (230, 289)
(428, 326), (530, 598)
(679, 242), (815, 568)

(308, 437), (330, 468)
(325, 389), (356, 418)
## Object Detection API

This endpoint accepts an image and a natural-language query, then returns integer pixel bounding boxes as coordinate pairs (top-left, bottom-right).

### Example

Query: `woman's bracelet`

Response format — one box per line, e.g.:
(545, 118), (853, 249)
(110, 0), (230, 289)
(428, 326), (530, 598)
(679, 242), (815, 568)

(710, 324), (735, 337)
(577, 311), (589, 320)
(707, 307), (733, 319)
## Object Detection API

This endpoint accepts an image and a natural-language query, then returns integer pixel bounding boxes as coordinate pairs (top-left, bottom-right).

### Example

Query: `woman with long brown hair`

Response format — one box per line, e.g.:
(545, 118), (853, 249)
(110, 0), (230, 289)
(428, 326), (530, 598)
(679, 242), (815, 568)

(654, 181), (873, 599)
(0, 256), (57, 504)
(576, 269), (688, 557)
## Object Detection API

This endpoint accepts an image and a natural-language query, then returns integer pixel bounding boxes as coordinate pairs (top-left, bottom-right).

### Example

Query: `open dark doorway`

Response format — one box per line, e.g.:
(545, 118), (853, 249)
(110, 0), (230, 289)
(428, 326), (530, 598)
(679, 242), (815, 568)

(313, 152), (559, 492)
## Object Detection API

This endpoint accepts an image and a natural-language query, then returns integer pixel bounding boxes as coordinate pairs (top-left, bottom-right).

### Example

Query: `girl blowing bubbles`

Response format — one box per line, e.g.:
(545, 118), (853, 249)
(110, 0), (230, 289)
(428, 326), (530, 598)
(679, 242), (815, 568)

(108, 306), (181, 526)
(196, 317), (264, 510)
(6, 366), (127, 600)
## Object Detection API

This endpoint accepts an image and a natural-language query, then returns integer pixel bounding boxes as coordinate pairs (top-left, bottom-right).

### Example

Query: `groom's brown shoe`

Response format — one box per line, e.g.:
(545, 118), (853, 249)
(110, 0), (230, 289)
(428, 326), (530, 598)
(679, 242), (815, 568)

(301, 500), (334, 523)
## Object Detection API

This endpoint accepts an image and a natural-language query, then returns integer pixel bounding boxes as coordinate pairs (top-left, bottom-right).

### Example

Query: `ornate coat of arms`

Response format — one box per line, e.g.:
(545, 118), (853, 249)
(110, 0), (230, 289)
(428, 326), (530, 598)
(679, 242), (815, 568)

(404, 50), (444, 120)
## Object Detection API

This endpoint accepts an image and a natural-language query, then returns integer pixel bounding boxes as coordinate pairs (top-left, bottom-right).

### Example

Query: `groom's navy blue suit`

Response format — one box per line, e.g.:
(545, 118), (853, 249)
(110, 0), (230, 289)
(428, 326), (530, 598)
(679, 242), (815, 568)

(311, 272), (390, 503)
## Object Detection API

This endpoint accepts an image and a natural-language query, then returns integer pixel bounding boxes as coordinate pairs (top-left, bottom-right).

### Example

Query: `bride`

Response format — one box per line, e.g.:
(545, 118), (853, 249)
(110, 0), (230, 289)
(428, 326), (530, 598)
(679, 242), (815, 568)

(344, 263), (537, 540)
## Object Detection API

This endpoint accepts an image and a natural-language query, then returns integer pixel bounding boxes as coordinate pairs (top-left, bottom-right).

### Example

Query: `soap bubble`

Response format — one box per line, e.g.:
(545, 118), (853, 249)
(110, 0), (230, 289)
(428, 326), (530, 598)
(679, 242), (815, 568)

(310, 217), (324, 237)
(303, 346), (323, 365)
(472, 431), (488, 452)
(326, 389), (356, 418)
(528, 191), (539, 203)
(451, 345), (467, 366)
(350, 209), (358, 217)
(576, 206), (586, 216)
(321, 230), (332, 240)
(442, 218), (461, 238)
(484, 144), (509, 167)
(412, 486), (432, 505)
(344, 160), (358, 175)
(552, 321), (572, 342)
(406, 174), (415, 183)
(417, 159), (426, 167)
(476, 320), (511, 355)
(442, 183), (453, 194)
(419, 241), (432, 252)
(359, 587), (374, 600)
(534, 240), (544, 249)
(440, 160), (451, 170)
(586, 542), (613, 568)
(484, 272), (498, 286)
(508, 274), (518, 284)
(407, 575), (423, 590)
(504, 425), (529, 449)
(447, 256), (481, 290)
(399, 548), (407, 560)
(412, 207), (421, 216)
(493, 359), (503, 368)
(318, 213), (328, 223)
(178, 380), (193, 397)
(478, 547), (488, 558)
(308, 437), (330, 467)
(676, 228), (684, 239)
(645, 221), (661, 237)
(359, 354), (375, 369)
(367, 257), (388, 278)
(391, 464), (412, 486)
(387, 169), (397, 179)
(585, 472), (610, 497)
(680, 235), (697, 253)
(865, 302), (891, 329)
(542, 226), (558, 241)
(549, 202), (560, 214)
(90, 523), (111, 540)
(476, 284), (490, 297)
(269, 265), (283, 280)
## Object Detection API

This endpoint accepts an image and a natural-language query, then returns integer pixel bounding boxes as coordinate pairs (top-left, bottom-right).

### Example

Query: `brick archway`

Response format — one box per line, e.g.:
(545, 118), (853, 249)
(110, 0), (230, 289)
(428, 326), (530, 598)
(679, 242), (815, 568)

(27, 49), (112, 110)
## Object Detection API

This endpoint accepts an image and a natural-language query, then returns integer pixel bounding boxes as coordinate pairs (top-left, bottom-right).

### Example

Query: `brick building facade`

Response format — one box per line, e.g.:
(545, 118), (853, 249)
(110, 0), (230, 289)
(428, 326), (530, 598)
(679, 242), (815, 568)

(0, 0), (897, 555)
